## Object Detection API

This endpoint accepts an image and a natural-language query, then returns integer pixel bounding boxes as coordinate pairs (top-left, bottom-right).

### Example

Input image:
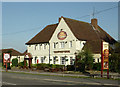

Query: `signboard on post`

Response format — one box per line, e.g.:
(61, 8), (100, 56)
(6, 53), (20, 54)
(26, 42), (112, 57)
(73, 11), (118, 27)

(101, 41), (109, 78)
(3, 53), (10, 71)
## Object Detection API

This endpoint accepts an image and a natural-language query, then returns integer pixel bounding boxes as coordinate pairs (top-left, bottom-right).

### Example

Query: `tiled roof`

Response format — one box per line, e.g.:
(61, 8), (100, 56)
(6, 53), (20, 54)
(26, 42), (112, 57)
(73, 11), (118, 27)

(1, 48), (23, 56)
(26, 24), (58, 45)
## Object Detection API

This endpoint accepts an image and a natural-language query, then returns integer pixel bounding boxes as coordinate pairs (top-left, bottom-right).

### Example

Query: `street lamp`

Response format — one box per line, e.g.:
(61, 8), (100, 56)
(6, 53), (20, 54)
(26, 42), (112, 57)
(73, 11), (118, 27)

(74, 52), (77, 72)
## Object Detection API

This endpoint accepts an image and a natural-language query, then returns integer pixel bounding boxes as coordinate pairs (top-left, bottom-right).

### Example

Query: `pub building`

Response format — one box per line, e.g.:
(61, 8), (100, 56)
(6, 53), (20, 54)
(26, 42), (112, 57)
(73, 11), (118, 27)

(25, 16), (116, 66)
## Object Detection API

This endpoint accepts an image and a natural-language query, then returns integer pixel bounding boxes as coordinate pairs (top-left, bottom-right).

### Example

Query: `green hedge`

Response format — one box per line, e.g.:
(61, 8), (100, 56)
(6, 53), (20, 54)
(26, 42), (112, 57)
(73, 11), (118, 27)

(36, 63), (64, 70)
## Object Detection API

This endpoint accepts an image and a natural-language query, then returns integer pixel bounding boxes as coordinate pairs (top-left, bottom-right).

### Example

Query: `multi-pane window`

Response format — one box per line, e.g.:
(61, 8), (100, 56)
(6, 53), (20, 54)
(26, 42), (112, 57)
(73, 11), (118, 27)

(69, 41), (72, 48)
(70, 57), (73, 65)
(98, 58), (99, 63)
(61, 57), (65, 65)
(60, 42), (65, 48)
(39, 44), (42, 50)
(53, 43), (56, 49)
(41, 57), (44, 63)
(35, 45), (37, 50)
(93, 58), (95, 62)
(44, 44), (46, 49)
(35, 56), (37, 64)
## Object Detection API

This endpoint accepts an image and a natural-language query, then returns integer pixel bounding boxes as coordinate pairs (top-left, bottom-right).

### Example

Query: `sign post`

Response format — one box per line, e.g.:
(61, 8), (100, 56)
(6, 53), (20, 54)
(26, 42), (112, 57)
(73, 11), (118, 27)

(3, 53), (10, 72)
(101, 41), (109, 79)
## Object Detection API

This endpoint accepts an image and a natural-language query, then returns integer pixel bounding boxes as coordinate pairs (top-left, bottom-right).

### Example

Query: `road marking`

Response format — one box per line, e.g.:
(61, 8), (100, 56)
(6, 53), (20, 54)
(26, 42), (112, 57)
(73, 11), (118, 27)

(43, 79), (120, 86)
(2, 81), (17, 85)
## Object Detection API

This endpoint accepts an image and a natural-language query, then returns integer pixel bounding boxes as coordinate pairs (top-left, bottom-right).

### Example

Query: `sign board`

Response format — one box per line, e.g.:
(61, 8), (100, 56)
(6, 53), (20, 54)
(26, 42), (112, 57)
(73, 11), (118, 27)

(101, 41), (109, 78)
(102, 42), (109, 69)
(57, 31), (67, 40)
(4, 53), (10, 61)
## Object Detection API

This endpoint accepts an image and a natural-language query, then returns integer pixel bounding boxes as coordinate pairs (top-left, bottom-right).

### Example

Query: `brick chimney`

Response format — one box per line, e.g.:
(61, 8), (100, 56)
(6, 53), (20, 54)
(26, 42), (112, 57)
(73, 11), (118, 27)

(91, 18), (98, 30)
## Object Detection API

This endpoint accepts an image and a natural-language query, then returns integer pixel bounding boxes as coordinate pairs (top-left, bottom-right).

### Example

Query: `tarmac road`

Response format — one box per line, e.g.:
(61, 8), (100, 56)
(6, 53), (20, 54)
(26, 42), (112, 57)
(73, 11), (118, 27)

(1, 71), (120, 87)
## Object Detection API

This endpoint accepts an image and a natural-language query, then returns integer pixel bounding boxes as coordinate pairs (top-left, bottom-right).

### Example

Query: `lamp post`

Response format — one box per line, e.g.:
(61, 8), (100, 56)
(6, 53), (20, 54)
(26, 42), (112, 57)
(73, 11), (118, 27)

(74, 52), (77, 72)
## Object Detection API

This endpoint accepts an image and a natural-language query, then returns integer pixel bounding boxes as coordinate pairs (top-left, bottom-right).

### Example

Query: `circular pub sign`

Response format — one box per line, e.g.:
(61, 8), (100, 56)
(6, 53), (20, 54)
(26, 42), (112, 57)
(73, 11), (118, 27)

(57, 31), (67, 40)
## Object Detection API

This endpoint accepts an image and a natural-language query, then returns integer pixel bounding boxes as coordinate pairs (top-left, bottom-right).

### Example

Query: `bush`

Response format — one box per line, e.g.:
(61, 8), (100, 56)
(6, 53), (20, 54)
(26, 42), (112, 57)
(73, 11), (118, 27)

(67, 65), (75, 71)
(12, 58), (18, 67)
(92, 63), (101, 71)
(18, 61), (28, 68)
(77, 62), (85, 72)
(36, 63), (51, 70)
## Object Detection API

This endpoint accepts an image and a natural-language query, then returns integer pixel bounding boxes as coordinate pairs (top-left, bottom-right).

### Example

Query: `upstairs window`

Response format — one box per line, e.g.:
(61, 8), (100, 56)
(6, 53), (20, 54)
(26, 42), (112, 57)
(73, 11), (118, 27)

(44, 44), (46, 49)
(35, 44), (37, 50)
(53, 43), (56, 49)
(39, 44), (42, 50)
(60, 42), (65, 48)
(69, 41), (72, 48)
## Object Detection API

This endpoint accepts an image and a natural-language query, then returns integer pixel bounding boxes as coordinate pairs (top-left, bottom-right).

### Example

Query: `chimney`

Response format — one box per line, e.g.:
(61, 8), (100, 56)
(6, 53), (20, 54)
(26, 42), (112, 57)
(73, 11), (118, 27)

(91, 18), (98, 30)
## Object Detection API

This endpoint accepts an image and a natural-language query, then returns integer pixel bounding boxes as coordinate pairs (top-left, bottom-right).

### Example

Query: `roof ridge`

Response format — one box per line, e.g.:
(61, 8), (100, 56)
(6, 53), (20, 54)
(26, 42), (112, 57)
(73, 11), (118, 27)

(62, 16), (90, 24)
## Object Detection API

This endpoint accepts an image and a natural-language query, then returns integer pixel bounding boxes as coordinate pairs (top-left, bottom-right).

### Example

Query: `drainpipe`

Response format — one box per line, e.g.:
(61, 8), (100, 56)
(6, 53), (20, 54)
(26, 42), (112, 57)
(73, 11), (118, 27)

(49, 42), (50, 64)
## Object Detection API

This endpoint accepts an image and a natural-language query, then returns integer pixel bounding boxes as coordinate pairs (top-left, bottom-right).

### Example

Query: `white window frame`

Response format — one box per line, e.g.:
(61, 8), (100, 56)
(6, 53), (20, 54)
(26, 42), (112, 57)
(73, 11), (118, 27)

(60, 42), (65, 48)
(69, 41), (72, 48)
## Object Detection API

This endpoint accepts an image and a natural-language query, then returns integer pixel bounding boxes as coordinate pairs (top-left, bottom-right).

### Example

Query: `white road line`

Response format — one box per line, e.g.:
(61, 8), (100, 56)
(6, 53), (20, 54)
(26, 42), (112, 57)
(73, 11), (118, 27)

(43, 79), (120, 86)
(2, 81), (17, 85)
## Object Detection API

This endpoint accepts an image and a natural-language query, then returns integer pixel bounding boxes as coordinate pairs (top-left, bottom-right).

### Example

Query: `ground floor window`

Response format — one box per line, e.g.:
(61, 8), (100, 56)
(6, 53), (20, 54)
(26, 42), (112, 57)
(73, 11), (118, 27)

(70, 57), (74, 65)
(41, 57), (44, 63)
(61, 57), (65, 65)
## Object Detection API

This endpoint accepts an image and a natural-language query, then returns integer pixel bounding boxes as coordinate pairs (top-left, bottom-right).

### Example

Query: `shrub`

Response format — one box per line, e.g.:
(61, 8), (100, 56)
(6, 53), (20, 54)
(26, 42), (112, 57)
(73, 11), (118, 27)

(36, 63), (51, 70)
(77, 62), (85, 72)
(67, 65), (75, 71)
(92, 63), (101, 71)
(12, 58), (18, 67)
(18, 61), (28, 68)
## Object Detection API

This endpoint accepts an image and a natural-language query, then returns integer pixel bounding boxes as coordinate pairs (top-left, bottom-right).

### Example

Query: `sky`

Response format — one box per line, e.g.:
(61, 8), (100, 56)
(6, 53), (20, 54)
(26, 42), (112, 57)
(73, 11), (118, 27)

(2, 2), (119, 53)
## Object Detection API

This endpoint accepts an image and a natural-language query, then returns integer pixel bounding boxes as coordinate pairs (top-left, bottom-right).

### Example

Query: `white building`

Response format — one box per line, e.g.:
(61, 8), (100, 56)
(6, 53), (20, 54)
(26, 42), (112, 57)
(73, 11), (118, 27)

(25, 16), (116, 66)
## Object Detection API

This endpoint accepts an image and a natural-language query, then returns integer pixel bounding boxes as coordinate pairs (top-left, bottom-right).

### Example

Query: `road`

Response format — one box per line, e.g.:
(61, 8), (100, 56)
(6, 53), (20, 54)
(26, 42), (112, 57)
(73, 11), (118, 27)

(2, 71), (120, 87)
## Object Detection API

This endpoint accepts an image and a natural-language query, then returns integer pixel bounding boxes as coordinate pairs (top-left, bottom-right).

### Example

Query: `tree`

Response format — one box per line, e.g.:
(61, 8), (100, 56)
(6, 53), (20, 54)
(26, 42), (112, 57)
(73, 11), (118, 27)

(109, 42), (120, 73)
(76, 48), (93, 71)
(12, 58), (18, 67)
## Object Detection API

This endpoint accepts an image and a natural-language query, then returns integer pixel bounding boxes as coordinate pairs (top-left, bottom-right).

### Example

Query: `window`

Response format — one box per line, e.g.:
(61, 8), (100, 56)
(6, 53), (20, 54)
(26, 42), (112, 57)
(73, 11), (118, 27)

(93, 58), (95, 62)
(41, 57), (44, 63)
(60, 42), (65, 48)
(69, 41), (72, 48)
(61, 57), (65, 65)
(39, 44), (42, 50)
(70, 57), (73, 65)
(53, 43), (56, 49)
(35, 56), (37, 64)
(44, 44), (46, 49)
(98, 58), (99, 63)
(35, 45), (37, 50)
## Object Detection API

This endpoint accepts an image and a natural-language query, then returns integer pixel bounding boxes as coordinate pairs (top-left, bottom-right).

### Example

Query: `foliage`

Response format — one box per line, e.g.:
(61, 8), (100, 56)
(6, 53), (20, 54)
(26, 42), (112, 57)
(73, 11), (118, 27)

(109, 42), (120, 73)
(67, 65), (75, 71)
(18, 60), (28, 68)
(92, 63), (101, 71)
(36, 63), (64, 70)
(12, 58), (18, 67)
(76, 48), (93, 71)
